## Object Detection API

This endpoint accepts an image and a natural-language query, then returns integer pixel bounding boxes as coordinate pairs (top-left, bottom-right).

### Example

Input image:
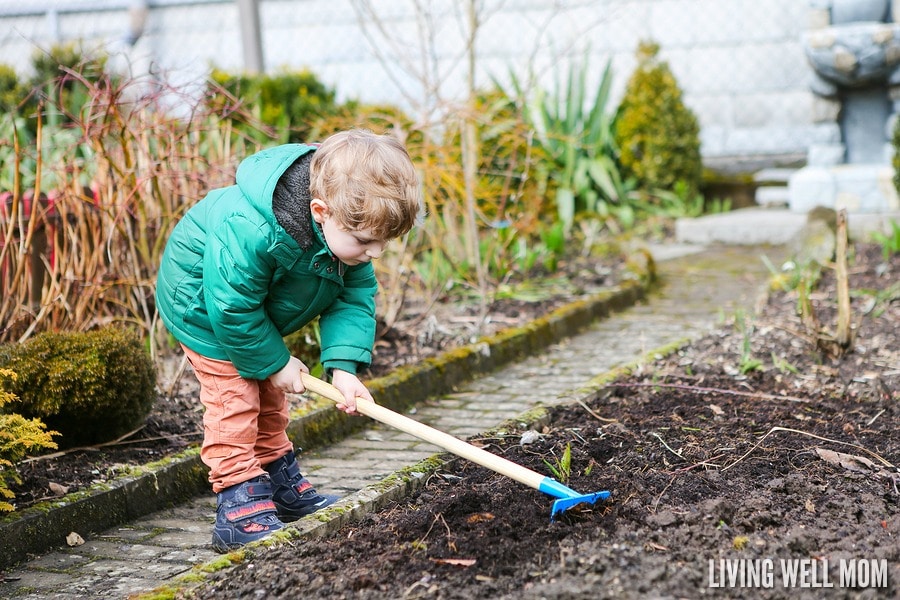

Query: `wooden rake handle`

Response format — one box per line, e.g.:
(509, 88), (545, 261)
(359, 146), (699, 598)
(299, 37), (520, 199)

(300, 372), (546, 492)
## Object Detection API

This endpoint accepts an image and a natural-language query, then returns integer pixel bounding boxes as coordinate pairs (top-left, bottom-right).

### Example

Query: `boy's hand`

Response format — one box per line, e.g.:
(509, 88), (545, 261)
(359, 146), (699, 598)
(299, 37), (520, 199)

(269, 356), (310, 394)
(331, 370), (373, 415)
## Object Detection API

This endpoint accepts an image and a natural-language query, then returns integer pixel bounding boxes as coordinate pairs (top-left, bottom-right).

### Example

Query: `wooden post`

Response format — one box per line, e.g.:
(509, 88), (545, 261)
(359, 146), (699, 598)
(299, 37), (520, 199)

(834, 209), (853, 350)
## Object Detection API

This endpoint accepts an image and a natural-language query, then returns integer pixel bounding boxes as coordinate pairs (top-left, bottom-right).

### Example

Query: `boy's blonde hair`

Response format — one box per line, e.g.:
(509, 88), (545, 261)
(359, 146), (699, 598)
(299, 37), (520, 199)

(310, 129), (423, 240)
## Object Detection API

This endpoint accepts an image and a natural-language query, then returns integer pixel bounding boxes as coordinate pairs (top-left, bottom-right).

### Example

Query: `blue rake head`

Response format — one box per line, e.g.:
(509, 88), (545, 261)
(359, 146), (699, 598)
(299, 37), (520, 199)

(539, 477), (611, 521)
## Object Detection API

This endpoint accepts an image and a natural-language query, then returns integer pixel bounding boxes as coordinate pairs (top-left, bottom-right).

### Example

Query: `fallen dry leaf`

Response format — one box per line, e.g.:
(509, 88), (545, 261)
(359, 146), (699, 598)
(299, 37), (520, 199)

(48, 482), (68, 496)
(815, 447), (878, 473)
(466, 512), (495, 524)
(66, 532), (84, 547)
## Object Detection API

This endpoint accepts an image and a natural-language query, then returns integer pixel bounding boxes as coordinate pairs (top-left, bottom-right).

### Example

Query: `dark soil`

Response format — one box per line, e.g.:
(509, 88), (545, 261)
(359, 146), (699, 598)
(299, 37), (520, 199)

(182, 242), (900, 599)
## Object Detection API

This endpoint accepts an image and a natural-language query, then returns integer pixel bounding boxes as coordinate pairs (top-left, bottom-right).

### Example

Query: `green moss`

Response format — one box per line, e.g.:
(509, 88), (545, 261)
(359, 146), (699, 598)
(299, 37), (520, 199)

(131, 553), (247, 600)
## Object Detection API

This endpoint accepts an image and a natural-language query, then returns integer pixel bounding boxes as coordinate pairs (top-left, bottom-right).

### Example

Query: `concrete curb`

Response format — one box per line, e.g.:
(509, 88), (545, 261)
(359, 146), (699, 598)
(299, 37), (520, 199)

(0, 279), (648, 571)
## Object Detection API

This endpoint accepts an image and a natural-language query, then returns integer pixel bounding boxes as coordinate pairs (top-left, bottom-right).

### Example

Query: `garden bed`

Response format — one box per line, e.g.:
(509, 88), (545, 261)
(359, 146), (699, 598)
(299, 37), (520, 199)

(184, 242), (899, 599)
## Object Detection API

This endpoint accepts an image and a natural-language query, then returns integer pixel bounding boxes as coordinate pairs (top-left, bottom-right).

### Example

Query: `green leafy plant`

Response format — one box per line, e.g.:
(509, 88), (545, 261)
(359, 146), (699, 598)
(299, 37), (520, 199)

(543, 442), (572, 483)
(523, 55), (622, 234)
(870, 220), (900, 260)
(283, 321), (324, 378)
(209, 67), (339, 144)
(0, 64), (27, 115)
(852, 282), (900, 318)
(770, 352), (799, 375)
(734, 310), (763, 374)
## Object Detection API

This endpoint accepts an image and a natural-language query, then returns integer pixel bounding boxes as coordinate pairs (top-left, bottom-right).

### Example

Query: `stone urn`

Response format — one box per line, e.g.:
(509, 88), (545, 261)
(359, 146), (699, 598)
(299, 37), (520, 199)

(804, 0), (900, 91)
(789, 0), (900, 212)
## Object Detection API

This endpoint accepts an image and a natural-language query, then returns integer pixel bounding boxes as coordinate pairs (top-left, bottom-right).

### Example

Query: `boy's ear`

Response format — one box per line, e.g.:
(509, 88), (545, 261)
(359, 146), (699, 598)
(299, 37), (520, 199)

(309, 198), (329, 224)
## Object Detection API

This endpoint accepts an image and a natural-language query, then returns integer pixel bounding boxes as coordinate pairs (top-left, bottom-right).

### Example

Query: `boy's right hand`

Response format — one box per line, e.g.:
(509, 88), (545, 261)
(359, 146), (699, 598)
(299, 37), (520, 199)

(269, 356), (310, 394)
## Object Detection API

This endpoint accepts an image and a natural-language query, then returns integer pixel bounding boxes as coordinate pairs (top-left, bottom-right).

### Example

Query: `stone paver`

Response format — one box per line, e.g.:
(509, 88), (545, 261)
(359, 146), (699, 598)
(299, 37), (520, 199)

(0, 243), (782, 599)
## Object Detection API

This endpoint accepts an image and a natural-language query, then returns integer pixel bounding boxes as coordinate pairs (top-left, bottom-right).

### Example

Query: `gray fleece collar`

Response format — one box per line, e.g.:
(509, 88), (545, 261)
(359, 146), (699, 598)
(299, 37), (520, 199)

(272, 152), (315, 249)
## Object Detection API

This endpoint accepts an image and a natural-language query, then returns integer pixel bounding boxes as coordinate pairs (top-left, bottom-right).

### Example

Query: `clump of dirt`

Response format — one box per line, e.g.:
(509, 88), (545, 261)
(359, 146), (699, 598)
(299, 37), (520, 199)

(187, 243), (899, 599)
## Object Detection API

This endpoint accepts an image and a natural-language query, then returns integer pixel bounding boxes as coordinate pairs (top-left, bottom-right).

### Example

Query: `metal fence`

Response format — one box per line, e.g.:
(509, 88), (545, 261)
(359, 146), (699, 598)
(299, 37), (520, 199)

(0, 0), (827, 171)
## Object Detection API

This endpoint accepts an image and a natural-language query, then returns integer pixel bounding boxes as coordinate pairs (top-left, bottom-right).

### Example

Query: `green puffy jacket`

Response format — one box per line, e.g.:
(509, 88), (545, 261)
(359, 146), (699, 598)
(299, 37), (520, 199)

(155, 144), (377, 380)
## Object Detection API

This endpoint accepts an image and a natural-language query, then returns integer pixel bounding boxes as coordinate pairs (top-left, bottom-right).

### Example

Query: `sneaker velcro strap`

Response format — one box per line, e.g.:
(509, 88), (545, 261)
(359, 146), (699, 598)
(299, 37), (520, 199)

(244, 482), (274, 497)
(294, 480), (313, 494)
(224, 499), (277, 523)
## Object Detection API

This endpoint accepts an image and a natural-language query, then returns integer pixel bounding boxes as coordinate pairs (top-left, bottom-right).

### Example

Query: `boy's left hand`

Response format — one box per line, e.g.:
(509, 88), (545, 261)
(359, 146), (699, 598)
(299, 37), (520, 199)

(331, 370), (373, 415)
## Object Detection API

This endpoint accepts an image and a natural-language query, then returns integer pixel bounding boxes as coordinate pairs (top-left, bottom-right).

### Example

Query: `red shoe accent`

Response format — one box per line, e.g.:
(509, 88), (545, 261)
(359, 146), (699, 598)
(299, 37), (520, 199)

(224, 500), (278, 523)
(241, 522), (271, 533)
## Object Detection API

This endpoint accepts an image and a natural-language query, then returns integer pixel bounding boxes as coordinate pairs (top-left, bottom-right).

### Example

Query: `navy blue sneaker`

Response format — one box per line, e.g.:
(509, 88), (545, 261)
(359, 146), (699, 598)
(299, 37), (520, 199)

(212, 475), (284, 553)
(265, 450), (338, 522)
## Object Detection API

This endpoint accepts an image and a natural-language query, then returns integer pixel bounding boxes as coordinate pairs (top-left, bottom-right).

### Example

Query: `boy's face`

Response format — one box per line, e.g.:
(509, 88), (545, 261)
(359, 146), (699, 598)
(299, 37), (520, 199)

(311, 199), (386, 266)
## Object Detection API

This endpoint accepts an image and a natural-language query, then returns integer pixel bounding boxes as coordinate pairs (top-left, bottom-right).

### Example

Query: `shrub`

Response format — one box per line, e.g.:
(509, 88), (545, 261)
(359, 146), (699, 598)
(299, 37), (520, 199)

(0, 64), (27, 114)
(209, 67), (339, 143)
(614, 40), (702, 200)
(0, 328), (156, 449)
(0, 369), (58, 512)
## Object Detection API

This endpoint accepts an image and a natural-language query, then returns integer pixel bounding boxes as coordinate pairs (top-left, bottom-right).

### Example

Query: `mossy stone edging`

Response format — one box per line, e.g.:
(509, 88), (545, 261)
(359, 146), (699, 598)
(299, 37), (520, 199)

(0, 449), (208, 570)
(0, 280), (647, 572)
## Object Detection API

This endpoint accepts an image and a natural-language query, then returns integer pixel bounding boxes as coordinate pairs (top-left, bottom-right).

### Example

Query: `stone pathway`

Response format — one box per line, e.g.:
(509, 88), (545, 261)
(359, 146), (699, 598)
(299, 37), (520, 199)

(0, 243), (784, 599)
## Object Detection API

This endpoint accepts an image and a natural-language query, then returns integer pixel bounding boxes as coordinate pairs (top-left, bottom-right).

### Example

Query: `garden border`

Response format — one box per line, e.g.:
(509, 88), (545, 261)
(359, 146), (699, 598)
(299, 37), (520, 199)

(0, 278), (647, 571)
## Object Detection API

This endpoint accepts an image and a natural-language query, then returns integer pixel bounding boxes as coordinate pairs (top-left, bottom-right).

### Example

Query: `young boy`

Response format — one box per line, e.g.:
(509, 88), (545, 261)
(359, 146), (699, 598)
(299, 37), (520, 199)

(155, 129), (422, 552)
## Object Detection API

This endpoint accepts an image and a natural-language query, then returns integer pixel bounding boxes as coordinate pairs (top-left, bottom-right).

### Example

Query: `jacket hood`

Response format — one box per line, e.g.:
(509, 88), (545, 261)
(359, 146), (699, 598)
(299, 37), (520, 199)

(235, 143), (317, 226)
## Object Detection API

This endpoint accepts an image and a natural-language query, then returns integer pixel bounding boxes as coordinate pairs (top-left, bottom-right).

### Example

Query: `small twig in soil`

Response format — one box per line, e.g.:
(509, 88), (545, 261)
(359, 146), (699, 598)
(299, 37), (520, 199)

(415, 512), (456, 554)
(669, 454), (728, 473)
(165, 352), (190, 399)
(575, 398), (618, 422)
(19, 425), (146, 463)
(651, 475), (677, 514)
(834, 209), (853, 350)
(607, 382), (809, 404)
(867, 409), (886, 427)
(769, 321), (821, 346)
(651, 432), (683, 460)
(721, 426), (896, 472)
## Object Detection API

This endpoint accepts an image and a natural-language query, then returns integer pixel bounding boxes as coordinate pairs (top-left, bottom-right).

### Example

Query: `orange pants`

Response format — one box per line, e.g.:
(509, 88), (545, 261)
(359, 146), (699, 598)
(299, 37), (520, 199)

(181, 345), (294, 493)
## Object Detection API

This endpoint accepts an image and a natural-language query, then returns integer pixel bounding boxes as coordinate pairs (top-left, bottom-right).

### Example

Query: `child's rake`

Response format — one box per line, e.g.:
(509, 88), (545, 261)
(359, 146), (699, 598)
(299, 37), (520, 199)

(301, 373), (610, 521)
